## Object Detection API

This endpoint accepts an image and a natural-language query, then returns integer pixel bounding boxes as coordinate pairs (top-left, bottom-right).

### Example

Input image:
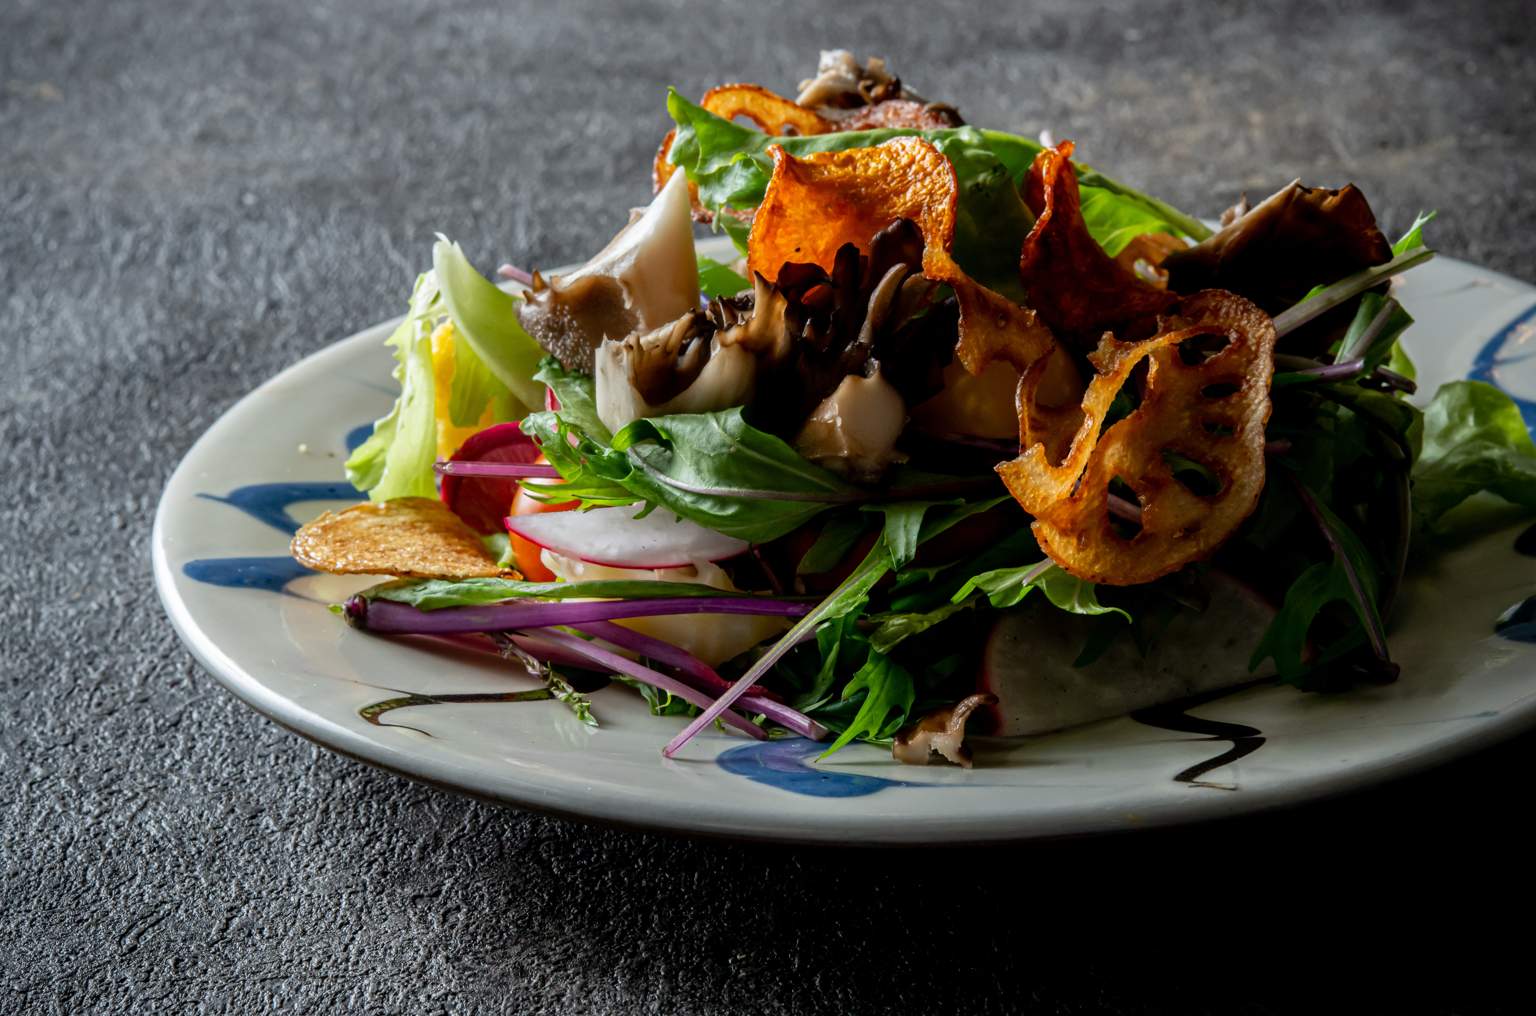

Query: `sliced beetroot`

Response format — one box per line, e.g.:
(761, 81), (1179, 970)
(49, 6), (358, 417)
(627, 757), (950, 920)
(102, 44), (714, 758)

(504, 504), (751, 569)
(441, 421), (543, 534)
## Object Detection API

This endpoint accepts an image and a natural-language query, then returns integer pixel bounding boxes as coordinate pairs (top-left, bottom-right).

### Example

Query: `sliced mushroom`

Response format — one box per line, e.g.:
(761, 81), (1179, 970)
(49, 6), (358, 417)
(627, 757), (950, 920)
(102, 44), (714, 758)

(892, 693), (998, 768)
(791, 361), (909, 483)
(594, 312), (758, 435)
(794, 50), (928, 112)
(517, 169), (699, 373)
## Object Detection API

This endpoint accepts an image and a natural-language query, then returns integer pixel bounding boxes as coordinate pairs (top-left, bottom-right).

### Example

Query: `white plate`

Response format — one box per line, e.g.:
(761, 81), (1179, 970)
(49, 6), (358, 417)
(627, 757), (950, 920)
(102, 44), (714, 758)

(153, 240), (1536, 844)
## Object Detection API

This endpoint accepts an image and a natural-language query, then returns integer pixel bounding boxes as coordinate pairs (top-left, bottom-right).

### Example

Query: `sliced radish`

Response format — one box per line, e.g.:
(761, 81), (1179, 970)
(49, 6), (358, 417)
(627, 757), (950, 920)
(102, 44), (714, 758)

(978, 570), (1279, 737)
(504, 505), (750, 569)
(440, 422), (542, 534)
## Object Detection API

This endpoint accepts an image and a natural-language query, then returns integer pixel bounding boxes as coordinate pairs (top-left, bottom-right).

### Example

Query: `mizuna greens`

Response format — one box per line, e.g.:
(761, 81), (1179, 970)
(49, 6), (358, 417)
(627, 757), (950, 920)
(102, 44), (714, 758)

(326, 55), (1536, 764)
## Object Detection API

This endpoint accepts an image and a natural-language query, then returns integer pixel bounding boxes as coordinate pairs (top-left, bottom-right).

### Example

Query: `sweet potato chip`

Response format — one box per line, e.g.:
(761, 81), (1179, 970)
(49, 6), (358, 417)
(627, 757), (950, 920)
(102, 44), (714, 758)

(291, 497), (510, 580)
(747, 137), (1057, 380)
(1018, 141), (1179, 347)
(653, 84), (835, 208)
(1004, 290), (1276, 586)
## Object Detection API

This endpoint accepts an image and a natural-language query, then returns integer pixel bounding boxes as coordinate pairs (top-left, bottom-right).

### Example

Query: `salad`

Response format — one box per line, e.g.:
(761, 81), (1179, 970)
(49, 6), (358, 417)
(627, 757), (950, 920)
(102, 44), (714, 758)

(292, 51), (1536, 767)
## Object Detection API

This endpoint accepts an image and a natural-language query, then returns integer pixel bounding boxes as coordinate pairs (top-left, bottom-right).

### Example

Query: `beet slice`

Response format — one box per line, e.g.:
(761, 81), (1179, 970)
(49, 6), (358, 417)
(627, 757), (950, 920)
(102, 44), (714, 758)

(440, 422), (543, 534)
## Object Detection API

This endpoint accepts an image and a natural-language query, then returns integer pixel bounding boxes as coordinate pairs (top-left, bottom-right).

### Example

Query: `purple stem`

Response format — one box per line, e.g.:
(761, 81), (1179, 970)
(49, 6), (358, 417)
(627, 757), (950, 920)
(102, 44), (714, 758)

(344, 595), (814, 635)
(906, 425), (1021, 455)
(497, 264), (535, 286)
(522, 628), (767, 741)
(1295, 358), (1365, 384)
(435, 461), (563, 478)
(564, 621), (827, 739)
(1286, 473), (1397, 677)
(1264, 440), (1293, 455)
(1107, 493), (1142, 524)
(664, 544), (890, 758)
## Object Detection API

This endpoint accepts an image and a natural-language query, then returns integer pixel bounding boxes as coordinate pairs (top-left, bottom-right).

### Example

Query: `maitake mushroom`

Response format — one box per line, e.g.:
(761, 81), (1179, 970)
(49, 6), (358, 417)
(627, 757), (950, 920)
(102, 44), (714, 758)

(892, 693), (998, 768)
(517, 169), (700, 374)
(794, 50), (963, 129)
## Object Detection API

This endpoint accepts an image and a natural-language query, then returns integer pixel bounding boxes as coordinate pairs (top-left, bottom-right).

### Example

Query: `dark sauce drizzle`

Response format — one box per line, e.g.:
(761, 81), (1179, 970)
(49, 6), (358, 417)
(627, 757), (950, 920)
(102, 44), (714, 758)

(1131, 679), (1272, 789)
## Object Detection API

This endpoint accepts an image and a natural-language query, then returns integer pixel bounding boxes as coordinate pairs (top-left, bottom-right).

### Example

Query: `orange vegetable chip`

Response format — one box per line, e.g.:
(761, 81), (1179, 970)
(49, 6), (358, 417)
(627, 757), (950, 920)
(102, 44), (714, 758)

(291, 497), (511, 581)
(653, 84), (835, 207)
(1019, 141), (1179, 347)
(1003, 290), (1276, 585)
(747, 137), (1057, 380)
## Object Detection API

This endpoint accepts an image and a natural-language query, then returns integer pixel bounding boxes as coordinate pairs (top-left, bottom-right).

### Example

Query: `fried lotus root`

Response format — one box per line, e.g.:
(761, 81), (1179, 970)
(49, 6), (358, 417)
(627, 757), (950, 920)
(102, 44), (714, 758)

(747, 137), (1057, 380)
(291, 497), (510, 580)
(653, 83), (836, 217)
(1001, 290), (1276, 586)
(1018, 141), (1179, 347)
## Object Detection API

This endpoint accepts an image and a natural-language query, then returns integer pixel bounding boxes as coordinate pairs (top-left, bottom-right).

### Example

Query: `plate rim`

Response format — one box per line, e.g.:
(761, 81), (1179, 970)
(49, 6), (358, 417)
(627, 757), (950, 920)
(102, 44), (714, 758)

(152, 254), (1536, 844)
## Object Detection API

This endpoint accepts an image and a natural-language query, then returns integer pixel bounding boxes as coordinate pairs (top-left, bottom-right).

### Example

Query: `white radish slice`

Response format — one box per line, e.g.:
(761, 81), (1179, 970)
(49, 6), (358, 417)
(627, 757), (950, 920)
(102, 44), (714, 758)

(504, 505), (750, 569)
(979, 570), (1280, 736)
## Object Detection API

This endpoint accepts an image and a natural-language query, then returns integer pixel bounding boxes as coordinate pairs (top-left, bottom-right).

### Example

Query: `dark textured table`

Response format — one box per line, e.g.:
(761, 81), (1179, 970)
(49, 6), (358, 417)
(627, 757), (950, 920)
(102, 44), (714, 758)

(5, 1), (1534, 1012)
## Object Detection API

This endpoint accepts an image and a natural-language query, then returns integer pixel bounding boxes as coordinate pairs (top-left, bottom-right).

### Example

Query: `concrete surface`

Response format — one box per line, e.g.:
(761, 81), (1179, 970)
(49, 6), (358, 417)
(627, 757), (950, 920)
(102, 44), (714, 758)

(3, 0), (1533, 1012)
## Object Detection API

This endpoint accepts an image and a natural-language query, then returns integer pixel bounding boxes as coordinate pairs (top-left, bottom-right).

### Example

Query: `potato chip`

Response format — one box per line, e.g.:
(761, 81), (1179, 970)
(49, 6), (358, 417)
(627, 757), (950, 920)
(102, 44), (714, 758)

(746, 137), (1057, 380)
(291, 497), (510, 580)
(1008, 291), (1276, 586)
(1019, 142), (1179, 346)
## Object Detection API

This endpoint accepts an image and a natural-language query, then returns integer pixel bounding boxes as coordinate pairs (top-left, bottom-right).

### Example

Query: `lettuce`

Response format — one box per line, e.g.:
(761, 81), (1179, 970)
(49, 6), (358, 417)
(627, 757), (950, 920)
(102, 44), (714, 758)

(344, 273), (441, 500)
(346, 247), (549, 500)
(1412, 380), (1536, 528)
(433, 239), (546, 413)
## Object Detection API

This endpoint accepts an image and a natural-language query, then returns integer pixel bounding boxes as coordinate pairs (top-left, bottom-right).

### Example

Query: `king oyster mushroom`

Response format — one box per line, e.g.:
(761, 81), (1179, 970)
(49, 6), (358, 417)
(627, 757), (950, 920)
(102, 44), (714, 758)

(517, 169), (699, 374)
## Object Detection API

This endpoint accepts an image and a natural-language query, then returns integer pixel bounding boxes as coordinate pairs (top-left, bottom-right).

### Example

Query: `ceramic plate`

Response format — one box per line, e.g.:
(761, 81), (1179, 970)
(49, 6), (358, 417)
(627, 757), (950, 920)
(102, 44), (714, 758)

(153, 238), (1536, 844)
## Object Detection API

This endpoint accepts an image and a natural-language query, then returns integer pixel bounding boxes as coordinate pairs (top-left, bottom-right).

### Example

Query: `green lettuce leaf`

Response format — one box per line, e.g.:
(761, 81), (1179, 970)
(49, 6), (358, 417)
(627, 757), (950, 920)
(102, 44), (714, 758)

(1412, 380), (1536, 527)
(448, 327), (520, 428)
(433, 239), (546, 413)
(1391, 211), (1437, 257)
(697, 255), (749, 298)
(344, 273), (441, 501)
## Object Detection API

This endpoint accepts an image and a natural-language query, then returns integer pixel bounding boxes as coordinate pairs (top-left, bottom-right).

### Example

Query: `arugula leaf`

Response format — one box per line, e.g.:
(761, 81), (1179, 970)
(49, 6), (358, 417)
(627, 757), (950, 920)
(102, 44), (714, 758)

(816, 650), (916, 759)
(363, 576), (762, 610)
(532, 355), (612, 443)
(955, 562), (1130, 619)
(796, 512), (872, 575)
(1248, 482), (1388, 682)
(868, 596), (979, 655)
(787, 610), (867, 712)
(1412, 380), (1536, 527)
(433, 239), (546, 412)
(345, 273), (441, 500)
(516, 411), (638, 507)
(697, 255), (749, 298)
(612, 409), (848, 542)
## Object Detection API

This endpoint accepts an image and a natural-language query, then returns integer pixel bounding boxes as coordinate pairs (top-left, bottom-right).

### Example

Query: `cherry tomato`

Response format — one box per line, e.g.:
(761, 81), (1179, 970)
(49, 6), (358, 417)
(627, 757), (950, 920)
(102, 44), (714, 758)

(508, 455), (575, 582)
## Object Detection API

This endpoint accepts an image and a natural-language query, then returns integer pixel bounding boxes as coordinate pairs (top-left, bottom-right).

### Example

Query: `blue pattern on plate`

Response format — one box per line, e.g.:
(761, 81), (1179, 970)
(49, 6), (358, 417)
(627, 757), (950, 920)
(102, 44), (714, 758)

(715, 738), (922, 797)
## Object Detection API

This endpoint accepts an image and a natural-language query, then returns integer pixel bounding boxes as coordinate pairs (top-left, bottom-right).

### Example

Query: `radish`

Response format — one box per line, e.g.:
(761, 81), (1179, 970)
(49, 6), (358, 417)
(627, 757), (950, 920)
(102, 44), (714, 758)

(978, 570), (1279, 736)
(504, 504), (750, 569)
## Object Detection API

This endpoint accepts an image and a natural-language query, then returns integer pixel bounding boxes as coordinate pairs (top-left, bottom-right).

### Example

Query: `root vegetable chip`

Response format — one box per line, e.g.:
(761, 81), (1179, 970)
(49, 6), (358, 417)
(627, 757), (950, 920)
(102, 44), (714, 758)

(1019, 141), (1179, 347)
(291, 497), (510, 580)
(1003, 290), (1276, 586)
(747, 137), (1057, 381)
(653, 84), (835, 212)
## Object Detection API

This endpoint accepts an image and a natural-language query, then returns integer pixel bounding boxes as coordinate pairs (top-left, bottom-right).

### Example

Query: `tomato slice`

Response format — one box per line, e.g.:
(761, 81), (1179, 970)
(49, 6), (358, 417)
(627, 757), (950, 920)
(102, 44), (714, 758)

(508, 456), (575, 582)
